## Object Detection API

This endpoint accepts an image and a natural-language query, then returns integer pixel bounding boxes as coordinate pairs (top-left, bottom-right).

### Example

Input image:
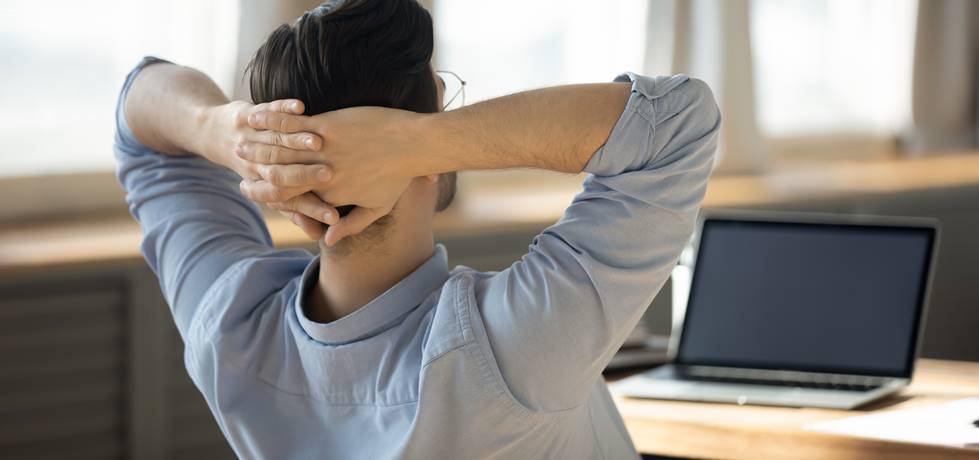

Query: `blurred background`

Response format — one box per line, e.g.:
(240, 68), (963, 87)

(1, 0), (977, 458)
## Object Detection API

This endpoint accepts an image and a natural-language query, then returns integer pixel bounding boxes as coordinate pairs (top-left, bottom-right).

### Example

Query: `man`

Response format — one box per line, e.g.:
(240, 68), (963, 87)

(116, 0), (719, 458)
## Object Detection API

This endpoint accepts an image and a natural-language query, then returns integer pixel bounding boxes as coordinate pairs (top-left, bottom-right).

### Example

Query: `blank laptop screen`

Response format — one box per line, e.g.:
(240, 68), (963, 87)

(676, 218), (934, 377)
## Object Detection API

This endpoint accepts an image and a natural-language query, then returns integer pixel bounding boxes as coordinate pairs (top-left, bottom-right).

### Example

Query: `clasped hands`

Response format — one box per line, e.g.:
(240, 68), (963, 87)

(211, 99), (422, 246)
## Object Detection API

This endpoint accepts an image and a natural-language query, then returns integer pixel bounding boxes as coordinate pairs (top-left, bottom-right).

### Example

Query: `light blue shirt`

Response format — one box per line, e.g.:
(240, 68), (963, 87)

(115, 57), (719, 460)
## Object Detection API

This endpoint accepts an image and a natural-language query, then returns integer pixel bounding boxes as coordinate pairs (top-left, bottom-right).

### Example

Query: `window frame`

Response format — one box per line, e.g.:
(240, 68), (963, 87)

(765, 131), (903, 167)
(0, 172), (127, 221)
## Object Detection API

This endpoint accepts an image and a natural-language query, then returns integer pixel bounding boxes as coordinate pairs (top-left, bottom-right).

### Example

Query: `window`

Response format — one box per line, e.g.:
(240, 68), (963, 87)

(0, 0), (239, 178)
(0, 0), (927, 213)
(750, 0), (918, 139)
(432, 0), (649, 104)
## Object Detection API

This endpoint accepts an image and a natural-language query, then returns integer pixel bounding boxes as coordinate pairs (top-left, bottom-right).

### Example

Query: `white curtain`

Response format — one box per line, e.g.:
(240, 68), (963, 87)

(649, 0), (768, 174)
(907, 0), (979, 153)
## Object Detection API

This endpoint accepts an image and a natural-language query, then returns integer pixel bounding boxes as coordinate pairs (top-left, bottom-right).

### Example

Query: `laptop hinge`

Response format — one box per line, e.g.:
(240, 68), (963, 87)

(679, 365), (892, 385)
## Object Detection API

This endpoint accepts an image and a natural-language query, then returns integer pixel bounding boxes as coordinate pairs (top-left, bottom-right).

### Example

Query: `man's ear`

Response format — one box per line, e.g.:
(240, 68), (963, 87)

(435, 172), (457, 212)
(409, 175), (440, 204)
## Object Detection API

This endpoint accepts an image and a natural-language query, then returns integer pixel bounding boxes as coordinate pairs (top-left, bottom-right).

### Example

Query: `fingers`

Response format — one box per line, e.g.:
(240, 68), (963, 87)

(240, 179), (307, 202)
(248, 110), (318, 135)
(237, 100), (322, 167)
(324, 206), (387, 247)
(244, 129), (321, 152)
(236, 99), (304, 127)
(253, 164), (332, 188)
(252, 99), (305, 115)
(278, 210), (325, 240)
(267, 193), (339, 225)
(235, 141), (325, 165)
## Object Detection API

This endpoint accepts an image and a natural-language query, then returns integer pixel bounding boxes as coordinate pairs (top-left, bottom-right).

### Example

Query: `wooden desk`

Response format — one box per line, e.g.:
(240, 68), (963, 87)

(614, 359), (979, 459)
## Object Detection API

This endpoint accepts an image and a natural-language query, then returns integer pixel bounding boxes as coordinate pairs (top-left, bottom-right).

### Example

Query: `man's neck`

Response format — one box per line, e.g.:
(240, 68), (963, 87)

(306, 230), (436, 324)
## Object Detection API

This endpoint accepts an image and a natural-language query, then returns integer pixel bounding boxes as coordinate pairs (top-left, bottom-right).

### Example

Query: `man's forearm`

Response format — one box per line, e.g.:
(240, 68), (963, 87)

(417, 83), (631, 175)
(124, 62), (228, 161)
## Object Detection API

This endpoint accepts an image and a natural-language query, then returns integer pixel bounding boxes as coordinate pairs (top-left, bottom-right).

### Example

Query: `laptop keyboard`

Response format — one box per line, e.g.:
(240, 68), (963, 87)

(679, 374), (883, 392)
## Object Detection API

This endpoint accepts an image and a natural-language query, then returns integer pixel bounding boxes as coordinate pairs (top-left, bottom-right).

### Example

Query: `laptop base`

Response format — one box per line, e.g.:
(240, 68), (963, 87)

(611, 364), (906, 410)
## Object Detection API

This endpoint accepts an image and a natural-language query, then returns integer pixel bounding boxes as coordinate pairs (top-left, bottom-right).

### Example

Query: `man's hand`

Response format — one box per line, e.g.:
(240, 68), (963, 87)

(199, 99), (340, 240)
(233, 83), (631, 246)
(237, 107), (425, 246)
(123, 63), (335, 241)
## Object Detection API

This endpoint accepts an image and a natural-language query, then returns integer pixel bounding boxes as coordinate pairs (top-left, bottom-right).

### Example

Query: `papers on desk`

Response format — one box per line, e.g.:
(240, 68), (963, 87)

(805, 398), (979, 449)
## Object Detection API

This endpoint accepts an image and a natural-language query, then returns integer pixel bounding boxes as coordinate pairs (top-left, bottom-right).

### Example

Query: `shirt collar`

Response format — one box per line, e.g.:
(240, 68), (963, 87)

(294, 244), (449, 345)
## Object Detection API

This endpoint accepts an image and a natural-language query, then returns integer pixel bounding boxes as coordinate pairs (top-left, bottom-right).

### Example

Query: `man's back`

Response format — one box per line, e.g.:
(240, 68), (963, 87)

(173, 246), (634, 459)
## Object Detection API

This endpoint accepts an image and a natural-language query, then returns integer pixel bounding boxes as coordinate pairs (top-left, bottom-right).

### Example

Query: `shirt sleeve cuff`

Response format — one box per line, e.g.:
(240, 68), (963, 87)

(114, 56), (174, 153)
(583, 72), (690, 176)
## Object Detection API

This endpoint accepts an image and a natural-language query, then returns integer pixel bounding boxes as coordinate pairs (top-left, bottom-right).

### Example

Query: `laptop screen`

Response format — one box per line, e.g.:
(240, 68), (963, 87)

(675, 216), (936, 377)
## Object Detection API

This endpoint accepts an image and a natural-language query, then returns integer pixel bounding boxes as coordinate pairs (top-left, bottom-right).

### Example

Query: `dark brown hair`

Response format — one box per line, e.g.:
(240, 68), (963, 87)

(247, 0), (456, 212)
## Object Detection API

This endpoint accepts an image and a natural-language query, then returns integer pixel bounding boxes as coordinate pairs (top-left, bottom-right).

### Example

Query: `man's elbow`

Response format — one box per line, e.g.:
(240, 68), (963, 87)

(684, 77), (722, 132)
(678, 78), (722, 168)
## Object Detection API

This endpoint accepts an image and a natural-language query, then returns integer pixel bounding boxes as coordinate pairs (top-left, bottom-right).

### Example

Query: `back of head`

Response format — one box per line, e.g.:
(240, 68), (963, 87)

(248, 0), (438, 115)
(247, 0), (455, 235)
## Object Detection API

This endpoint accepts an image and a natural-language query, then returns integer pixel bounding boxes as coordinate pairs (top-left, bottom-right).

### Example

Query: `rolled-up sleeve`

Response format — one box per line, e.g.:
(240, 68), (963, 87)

(114, 57), (275, 340)
(474, 73), (720, 411)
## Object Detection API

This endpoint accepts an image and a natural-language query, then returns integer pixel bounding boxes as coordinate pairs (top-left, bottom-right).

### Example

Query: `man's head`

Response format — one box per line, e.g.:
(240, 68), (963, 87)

(246, 0), (456, 243)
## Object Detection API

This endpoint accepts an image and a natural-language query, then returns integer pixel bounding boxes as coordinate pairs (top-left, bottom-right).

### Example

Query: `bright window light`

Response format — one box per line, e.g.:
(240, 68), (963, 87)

(432, 0), (649, 104)
(750, 0), (918, 137)
(0, 0), (239, 178)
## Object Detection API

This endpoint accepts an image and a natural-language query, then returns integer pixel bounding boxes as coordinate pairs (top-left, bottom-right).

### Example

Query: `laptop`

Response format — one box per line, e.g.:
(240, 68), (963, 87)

(612, 212), (939, 410)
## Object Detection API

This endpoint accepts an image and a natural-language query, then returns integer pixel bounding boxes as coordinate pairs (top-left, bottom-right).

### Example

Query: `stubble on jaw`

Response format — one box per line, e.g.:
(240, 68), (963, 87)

(318, 213), (395, 258)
